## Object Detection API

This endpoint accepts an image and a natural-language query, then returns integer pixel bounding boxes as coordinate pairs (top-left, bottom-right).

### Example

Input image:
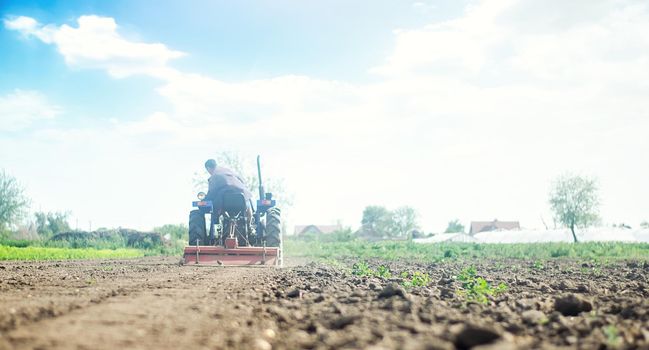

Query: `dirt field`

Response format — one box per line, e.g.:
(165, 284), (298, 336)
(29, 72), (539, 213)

(1, 257), (648, 350)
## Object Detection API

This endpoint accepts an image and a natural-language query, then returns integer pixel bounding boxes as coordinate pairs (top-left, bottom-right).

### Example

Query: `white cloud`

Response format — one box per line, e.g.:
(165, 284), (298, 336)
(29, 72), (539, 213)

(3, 1), (649, 231)
(373, 0), (649, 85)
(3, 16), (39, 33)
(4, 15), (185, 78)
(0, 90), (62, 132)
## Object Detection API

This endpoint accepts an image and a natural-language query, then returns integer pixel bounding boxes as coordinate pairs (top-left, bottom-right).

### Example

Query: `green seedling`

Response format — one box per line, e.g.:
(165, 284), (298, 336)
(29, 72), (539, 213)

(400, 271), (431, 288)
(456, 266), (507, 304)
(376, 265), (392, 279)
(532, 260), (544, 270)
(351, 261), (392, 279)
(604, 325), (622, 348)
(352, 261), (374, 276)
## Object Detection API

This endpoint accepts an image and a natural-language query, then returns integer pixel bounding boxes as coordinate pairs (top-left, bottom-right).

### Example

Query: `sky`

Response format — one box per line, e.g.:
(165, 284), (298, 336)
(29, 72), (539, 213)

(1, 0), (648, 233)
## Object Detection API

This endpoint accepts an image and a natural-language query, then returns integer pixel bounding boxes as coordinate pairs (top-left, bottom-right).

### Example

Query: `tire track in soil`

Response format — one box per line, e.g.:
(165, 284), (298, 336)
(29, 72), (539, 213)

(0, 257), (192, 334)
(1, 257), (282, 350)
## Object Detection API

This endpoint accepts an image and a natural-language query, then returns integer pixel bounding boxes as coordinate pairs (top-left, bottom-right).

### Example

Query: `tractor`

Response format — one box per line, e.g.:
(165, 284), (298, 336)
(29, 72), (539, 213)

(182, 156), (282, 266)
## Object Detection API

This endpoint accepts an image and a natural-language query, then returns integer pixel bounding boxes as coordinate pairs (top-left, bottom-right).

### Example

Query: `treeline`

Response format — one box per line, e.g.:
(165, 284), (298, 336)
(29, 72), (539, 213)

(0, 170), (188, 253)
(2, 225), (188, 254)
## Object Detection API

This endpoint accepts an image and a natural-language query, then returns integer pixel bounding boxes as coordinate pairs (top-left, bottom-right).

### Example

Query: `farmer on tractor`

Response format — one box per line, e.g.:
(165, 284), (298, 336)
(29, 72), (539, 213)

(203, 159), (253, 217)
(183, 155), (282, 265)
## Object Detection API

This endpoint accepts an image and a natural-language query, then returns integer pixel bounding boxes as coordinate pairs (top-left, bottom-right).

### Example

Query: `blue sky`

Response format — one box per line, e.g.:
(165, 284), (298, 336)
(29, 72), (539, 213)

(0, 0), (465, 129)
(1, 0), (648, 233)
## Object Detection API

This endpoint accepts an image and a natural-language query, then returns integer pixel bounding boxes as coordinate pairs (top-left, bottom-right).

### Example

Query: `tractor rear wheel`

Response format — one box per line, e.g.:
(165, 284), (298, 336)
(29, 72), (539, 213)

(188, 210), (207, 245)
(265, 208), (281, 247)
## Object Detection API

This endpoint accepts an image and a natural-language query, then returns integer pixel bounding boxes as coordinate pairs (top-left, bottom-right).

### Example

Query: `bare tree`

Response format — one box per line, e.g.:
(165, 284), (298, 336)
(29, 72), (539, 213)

(549, 174), (599, 243)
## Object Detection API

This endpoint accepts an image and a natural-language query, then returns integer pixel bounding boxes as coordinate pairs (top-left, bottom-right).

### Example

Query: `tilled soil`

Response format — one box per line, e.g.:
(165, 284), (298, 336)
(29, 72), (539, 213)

(1, 257), (648, 350)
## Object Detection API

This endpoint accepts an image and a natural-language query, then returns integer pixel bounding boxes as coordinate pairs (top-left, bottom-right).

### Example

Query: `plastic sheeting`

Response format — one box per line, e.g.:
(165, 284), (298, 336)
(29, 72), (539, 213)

(414, 228), (649, 244)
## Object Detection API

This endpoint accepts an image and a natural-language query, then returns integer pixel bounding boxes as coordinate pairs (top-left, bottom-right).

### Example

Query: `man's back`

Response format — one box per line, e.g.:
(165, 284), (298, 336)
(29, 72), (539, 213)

(207, 166), (252, 201)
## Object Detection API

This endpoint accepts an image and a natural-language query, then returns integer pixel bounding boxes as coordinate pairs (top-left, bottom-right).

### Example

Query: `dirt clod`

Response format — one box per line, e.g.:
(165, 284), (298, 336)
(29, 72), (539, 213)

(521, 310), (546, 325)
(253, 338), (272, 350)
(329, 315), (360, 330)
(454, 325), (501, 349)
(378, 283), (407, 299)
(286, 288), (303, 298)
(554, 293), (593, 316)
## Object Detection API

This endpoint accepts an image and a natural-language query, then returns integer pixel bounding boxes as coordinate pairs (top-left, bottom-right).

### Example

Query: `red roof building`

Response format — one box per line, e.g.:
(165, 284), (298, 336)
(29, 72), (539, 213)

(469, 219), (520, 235)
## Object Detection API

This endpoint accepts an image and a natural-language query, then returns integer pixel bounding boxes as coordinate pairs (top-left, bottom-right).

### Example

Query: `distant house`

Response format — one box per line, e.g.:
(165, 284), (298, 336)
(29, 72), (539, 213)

(294, 224), (342, 236)
(469, 219), (520, 235)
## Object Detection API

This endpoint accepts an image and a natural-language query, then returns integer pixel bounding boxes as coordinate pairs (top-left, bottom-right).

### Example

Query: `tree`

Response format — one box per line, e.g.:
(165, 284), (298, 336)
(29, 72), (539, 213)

(391, 206), (419, 238)
(549, 174), (599, 243)
(34, 211), (71, 238)
(0, 170), (29, 232)
(360, 205), (420, 238)
(193, 151), (293, 210)
(444, 219), (465, 233)
(361, 205), (393, 237)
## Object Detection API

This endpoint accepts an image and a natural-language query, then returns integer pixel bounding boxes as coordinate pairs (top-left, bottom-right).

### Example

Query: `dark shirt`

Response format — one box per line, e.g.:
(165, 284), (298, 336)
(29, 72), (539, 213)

(205, 166), (252, 204)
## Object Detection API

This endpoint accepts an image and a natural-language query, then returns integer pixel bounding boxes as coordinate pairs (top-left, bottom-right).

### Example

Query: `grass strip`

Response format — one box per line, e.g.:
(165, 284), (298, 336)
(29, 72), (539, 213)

(285, 240), (649, 262)
(0, 245), (144, 261)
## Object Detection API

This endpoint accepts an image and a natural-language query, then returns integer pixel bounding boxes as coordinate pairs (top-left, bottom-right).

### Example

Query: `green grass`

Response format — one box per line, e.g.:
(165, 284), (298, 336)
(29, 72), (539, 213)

(0, 234), (185, 260)
(285, 239), (649, 262)
(0, 245), (144, 261)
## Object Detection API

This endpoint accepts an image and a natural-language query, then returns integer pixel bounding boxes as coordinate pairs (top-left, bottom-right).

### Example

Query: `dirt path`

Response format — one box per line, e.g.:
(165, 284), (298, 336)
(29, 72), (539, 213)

(1, 257), (648, 349)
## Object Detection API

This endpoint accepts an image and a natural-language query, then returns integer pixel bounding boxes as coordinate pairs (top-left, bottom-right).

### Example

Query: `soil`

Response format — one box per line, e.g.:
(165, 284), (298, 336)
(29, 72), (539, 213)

(1, 257), (648, 349)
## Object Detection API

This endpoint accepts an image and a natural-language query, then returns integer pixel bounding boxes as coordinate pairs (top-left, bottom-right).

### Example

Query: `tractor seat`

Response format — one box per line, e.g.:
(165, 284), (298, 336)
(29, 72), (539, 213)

(221, 191), (247, 217)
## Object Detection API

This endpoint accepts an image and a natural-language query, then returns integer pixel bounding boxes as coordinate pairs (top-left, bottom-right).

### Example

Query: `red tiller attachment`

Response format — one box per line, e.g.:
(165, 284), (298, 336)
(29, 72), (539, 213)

(183, 245), (281, 266)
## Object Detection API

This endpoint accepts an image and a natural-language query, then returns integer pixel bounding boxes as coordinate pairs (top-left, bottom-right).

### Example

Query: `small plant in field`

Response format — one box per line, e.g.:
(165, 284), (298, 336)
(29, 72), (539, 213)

(443, 249), (457, 258)
(604, 325), (622, 348)
(532, 260), (544, 270)
(352, 261), (374, 276)
(351, 261), (393, 279)
(456, 266), (507, 304)
(400, 271), (431, 288)
(376, 265), (392, 278)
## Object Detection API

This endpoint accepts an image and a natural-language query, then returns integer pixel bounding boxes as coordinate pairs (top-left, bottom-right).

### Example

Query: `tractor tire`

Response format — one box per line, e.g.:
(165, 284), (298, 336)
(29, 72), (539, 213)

(265, 207), (281, 247)
(188, 210), (207, 245)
